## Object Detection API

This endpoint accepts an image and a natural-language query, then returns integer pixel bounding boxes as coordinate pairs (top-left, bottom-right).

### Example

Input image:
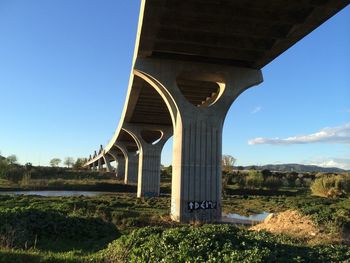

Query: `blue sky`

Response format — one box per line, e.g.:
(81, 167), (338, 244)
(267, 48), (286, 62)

(0, 1), (349, 169)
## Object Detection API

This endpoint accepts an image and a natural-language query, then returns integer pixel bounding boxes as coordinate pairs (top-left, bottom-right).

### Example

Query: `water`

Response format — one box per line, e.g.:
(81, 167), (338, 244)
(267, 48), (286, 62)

(0, 190), (114, 197)
(222, 212), (271, 224)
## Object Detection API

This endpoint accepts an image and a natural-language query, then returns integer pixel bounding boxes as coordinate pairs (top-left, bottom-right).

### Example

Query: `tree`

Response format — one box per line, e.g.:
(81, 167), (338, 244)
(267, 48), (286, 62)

(64, 157), (75, 168)
(0, 158), (9, 179)
(73, 158), (87, 170)
(261, 169), (272, 179)
(25, 162), (33, 172)
(50, 158), (61, 167)
(6, 154), (17, 165)
(222, 155), (236, 173)
(245, 170), (264, 189)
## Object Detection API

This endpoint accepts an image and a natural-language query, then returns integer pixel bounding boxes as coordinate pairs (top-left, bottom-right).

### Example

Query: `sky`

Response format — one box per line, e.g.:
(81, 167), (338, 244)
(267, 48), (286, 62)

(0, 1), (349, 169)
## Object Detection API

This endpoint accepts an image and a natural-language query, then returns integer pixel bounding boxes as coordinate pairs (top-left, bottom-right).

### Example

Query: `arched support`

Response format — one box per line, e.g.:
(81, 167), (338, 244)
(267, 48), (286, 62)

(102, 154), (113, 172)
(114, 142), (139, 184)
(123, 124), (172, 197)
(135, 58), (263, 223)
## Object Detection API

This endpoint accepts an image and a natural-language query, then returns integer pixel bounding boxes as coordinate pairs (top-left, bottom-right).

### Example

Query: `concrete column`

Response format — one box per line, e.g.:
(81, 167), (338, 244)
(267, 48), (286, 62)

(135, 58), (263, 223)
(97, 158), (102, 171)
(92, 162), (97, 171)
(92, 151), (98, 171)
(114, 142), (139, 184)
(102, 154), (113, 172)
(116, 155), (125, 180)
(109, 150), (125, 180)
(123, 124), (172, 198)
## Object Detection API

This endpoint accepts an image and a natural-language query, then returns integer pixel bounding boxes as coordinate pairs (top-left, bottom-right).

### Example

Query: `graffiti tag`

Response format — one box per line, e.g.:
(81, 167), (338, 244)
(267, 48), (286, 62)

(188, 201), (217, 211)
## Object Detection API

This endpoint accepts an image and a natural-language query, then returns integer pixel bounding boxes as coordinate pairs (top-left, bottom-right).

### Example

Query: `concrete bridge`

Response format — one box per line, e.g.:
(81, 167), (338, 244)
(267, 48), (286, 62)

(84, 0), (349, 223)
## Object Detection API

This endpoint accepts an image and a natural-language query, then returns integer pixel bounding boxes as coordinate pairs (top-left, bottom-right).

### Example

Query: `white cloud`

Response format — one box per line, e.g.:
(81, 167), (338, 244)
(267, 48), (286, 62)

(251, 106), (262, 114)
(248, 123), (350, 145)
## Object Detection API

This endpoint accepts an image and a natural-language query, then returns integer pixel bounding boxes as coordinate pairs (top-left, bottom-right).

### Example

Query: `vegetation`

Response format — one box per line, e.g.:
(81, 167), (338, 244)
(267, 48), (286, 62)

(0, 193), (349, 262)
(0, 158), (125, 192)
(0, 155), (349, 262)
(64, 157), (75, 168)
(222, 154), (236, 173)
(103, 225), (350, 263)
(5, 155), (17, 165)
(240, 164), (347, 173)
(224, 170), (285, 192)
(50, 158), (61, 167)
(310, 173), (350, 198)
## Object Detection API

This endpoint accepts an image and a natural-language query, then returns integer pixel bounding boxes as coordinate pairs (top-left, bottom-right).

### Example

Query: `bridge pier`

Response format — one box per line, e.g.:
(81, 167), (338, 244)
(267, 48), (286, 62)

(97, 158), (102, 172)
(135, 58), (263, 222)
(114, 142), (139, 184)
(91, 151), (98, 171)
(92, 163), (96, 171)
(116, 155), (126, 180)
(123, 124), (172, 197)
(102, 154), (113, 172)
(108, 150), (125, 179)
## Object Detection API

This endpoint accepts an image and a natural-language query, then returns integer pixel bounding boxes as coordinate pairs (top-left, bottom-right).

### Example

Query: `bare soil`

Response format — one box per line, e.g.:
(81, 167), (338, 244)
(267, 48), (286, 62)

(250, 210), (321, 242)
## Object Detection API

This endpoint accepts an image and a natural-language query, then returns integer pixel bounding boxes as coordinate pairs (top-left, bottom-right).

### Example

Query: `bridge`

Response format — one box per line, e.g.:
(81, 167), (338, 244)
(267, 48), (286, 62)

(84, 0), (349, 223)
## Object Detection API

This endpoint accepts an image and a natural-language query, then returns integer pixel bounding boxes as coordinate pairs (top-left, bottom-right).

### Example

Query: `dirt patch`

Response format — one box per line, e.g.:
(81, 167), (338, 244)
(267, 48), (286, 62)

(250, 210), (320, 241)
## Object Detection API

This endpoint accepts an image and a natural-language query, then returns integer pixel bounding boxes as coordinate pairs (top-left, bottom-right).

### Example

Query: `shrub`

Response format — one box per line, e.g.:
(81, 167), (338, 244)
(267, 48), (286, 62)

(0, 209), (119, 249)
(310, 174), (350, 198)
(103, 225), (350, 263)
(5, 166), (25, 183)
(264, 176), (283, 190)
(222, 173), (233, 195)
(285, 172), (299, 187)
(245, 171), (264, 189)
(261, 169), (272, 179)
(0, 160), (9, 179)
(19, 173), (31, 188)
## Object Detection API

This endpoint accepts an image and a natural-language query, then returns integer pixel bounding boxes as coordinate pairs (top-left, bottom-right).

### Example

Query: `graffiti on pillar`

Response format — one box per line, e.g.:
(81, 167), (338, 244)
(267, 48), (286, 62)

(188, 201), (217, 212)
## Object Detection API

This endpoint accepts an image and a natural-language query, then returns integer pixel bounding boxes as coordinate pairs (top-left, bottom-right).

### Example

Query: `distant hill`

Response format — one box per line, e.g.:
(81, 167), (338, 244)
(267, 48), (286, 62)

(238, 164), (348, 173)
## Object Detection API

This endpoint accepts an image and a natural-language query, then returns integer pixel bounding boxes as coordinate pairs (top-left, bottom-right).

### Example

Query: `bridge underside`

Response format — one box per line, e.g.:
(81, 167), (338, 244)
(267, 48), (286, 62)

(138, 0), (347, 68)
(85, 0), (349, 223)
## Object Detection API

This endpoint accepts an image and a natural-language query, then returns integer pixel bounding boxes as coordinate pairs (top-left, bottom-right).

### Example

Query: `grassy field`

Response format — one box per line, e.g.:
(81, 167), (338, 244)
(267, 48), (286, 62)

(0, 170), (349, 262)
(0, 190), (349, 262)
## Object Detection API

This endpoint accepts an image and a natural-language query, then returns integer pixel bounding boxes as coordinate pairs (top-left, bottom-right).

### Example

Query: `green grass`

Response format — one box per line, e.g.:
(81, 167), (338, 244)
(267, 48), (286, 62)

(0, 179), (349, 262)
(0, 194), (171, 232)
(102, 225), (350, 263)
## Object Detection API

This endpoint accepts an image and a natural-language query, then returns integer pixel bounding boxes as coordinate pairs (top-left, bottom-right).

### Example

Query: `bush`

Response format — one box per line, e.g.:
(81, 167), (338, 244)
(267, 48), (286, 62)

(103, 225), (350, 263)
(4, 166), (25, 183)
(222, 173), (234, 195)
(0, 209), (119, 249)
(285, 172), (299, 187)
(311, 174), (350, 198)
(0, 160), (9, 179)
(245, 171), (264, 189)
(264, 176), (283, 190)
(261, 169), (272, 179)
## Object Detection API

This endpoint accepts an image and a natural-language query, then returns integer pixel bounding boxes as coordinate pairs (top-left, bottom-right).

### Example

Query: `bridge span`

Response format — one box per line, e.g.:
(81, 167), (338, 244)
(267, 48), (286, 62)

(84, 0), (349, 223)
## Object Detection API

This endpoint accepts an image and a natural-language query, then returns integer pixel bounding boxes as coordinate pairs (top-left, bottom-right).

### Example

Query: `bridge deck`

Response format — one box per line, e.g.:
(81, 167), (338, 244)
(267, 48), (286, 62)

(86, 0), (348, 166)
